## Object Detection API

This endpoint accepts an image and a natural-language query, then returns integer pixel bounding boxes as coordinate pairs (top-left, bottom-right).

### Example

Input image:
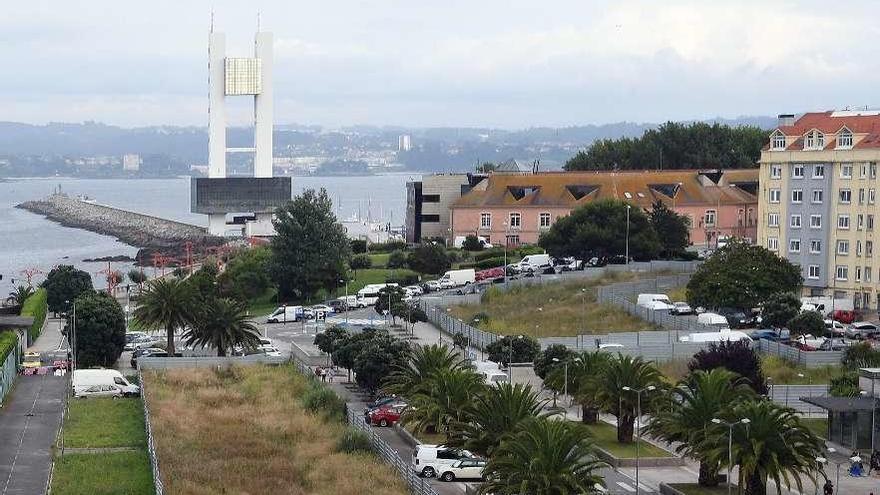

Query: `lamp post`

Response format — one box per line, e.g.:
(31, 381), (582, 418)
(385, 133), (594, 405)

(625, 204), (631, 265)
(552, 357), (580, 409)
(339, 278), (349, 328)
(581, 288), (587, 335)
(503, 221), (509, 287)
(813, 456), (827, 495)
(711, 417), (751, 495)
(508, 335), (523, 382)
(444, 308), (451, 345)
(825, 448), (847, 495)
(860, 390), (877, 450)
(622, 385), (656, 494)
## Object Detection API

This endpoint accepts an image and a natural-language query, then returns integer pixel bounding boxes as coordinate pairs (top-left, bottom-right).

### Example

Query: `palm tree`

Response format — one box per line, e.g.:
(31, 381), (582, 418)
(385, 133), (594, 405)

(701, 400), (823, 495)
(183, 298), (262, 356)
(132, 277), (196, 355)
(404, 368), (485, 442)
(383, 343), (467, 396)
(644, 369), (754, 486)
(7, 285), (35, 307)
(450, 382), (548, 458)
(480, 417), (607, 495)
(561, 351), (611, 423)
(584, 354), (664, 443)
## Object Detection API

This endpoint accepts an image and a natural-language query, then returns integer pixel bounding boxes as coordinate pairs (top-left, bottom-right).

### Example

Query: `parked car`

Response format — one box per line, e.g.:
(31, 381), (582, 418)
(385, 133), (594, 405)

(828, 309), (860, 325)
(749, 329), (791, 342)
(517, 254), (552, 273)
(824, 319), (847, 336)
(404, 285), (424, 296)
(364, 395), (404, 414)
(309, 304), (334, 318)
(327, 299), (348, 313)
(553, 257), (583, 272)
(846, 321), (880, 340)
(131, 349), (181, 368)
(670, 302), (693, 315)
(716, 307), (755, 329)
(423, 280), (442, 292)
(438, 459), (488, 482)
(72, 369), (140, 398)
(366, 403), (406, 427)
(411, 444), (477, 478)
(586, 257), (606, 267)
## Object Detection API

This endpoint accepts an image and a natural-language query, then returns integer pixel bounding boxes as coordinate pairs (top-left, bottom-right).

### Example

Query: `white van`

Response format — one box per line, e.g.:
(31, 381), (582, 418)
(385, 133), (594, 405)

(453, 236), (493, 249)
(438, 269), (476, 288)
(357, 283), (399, 306)
(636, 294), (673, 308)
(697, 312), (730, 328)
(679, 330), (752, 344)
(517, 254), (552, 273)
(72, 369), (140, 398)
(472, 360), (508, 386)
(266, 305), (303, 323)
(411, 444), (477, 478)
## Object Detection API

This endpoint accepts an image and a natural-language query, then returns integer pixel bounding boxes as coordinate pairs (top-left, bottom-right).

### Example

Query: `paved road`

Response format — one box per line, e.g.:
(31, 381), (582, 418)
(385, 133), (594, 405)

(0, 374), (66, 495)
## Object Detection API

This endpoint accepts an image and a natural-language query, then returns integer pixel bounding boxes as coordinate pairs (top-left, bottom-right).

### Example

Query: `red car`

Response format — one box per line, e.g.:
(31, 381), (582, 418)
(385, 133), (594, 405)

(475, 267), (504, 282)
(829, 309), (860, 324)
(367, 404), (406, 427)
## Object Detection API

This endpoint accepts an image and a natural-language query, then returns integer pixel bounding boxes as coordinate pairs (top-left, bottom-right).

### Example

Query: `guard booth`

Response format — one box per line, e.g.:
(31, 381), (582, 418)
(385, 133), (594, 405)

(802, 368), (880, 450)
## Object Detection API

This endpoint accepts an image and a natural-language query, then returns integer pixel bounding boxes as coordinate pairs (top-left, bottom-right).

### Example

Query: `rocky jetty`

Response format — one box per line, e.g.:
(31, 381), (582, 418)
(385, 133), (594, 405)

(18, 194), (224, 263)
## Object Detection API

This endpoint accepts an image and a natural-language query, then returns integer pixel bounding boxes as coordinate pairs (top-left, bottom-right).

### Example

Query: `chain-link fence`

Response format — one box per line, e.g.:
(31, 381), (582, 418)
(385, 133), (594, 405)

(756, 339), (844, 368)
(138, 370), (165, 495)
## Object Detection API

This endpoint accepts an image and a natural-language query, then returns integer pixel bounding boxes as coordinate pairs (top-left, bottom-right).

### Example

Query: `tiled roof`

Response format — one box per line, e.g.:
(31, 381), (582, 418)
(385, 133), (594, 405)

(772, 111), (880, 150)
(452, 169), (758, 209)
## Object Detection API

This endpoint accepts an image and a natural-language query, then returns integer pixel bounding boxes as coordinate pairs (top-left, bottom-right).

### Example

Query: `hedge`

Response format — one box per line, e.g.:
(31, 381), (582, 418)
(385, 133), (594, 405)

(20, 288), (48, 342)
(474, 257), (507, 270)
(0, 331), (16, 365)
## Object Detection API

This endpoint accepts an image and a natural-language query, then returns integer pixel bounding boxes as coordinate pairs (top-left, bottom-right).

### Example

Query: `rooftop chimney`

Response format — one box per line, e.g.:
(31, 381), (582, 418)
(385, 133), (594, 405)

(777, 114), (795, 127)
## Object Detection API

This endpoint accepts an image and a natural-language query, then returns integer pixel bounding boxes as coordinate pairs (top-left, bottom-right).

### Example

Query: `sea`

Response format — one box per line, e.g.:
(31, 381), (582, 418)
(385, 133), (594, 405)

(0, 174), (418, 294)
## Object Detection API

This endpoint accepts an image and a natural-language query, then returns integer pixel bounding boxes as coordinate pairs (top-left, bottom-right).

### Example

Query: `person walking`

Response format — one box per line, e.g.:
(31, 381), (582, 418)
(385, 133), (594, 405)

(320, 367), (327, 383)
(327, 368), (334, 383)
(822, 479), (832, 495)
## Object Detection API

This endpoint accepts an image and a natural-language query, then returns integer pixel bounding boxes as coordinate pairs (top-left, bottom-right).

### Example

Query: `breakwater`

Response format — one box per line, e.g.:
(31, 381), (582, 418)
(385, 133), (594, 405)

(17, 194), (223, 263)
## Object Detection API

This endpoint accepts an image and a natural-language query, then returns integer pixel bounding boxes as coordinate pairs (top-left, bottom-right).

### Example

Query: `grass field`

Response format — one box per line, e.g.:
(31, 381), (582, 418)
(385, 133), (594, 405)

(761, 356), (841, 385)
(63, 398), (146, 448)
(368, 253), (390, 268)
(51, 451), (154, 495)
(582, 421), (673, 458)
(801, 418), (828, 438)
(667, 483), (737, 495)
(143, 365), (407, 495)
(449, 272), (661, 337)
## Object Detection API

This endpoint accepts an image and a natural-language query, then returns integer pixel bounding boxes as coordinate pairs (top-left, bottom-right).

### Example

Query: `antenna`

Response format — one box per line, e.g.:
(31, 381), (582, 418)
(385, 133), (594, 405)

(257, 12), (261, 32)
(210, 10), (215, 33)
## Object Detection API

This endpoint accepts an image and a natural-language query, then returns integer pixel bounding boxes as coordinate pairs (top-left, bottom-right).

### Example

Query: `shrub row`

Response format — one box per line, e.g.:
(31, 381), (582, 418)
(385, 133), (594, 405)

(20, 288), (47, 342)
(0, 331), (17, 365)
(368, 241), (407, 253)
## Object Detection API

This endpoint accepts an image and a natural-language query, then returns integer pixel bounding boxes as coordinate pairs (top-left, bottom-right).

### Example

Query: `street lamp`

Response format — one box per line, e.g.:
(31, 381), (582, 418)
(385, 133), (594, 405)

(860, 390), (877, 450)
(552, 357), (580, 409)
(625, 204), (631, 265)
(339, 278), (349, 328)
(825, 448), (847, 495)
(65, 299), (76, 372)
(813, 457), (826, 495)
(622, 385), (656, 494)
(711, 417), (751, 495)
(508, 335), (523, 382)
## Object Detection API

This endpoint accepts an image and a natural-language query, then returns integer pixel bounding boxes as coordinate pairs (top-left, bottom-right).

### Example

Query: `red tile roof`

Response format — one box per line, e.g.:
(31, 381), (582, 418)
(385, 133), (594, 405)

(772, 111), (880, 150)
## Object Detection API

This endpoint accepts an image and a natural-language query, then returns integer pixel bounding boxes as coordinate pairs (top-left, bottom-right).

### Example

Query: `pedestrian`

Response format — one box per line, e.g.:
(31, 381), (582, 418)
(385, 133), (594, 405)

(320, 367), (327, 383)
(822, 479), (832, 495)
(327, 368), (334, 383)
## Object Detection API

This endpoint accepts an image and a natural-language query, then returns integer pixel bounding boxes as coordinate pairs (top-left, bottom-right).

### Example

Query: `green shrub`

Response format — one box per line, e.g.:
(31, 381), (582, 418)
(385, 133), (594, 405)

(462, 235), (484, 251)
(387, 250), (408, 269)
(0, 331), (17, 364)
(475, 257), (507, 270)
(829, 372), (859, 397)
(516, 245), (545, 256)
(386, 272), (420, 286)
(350, 239), (368, 254)
(350, 254), (373, 270)
(474, 248), (506, 262)
(20, 288), (47, 342)
(336, 427), (374, 454)
(368, 241), (407, 253)
(301, 384), (345, 421)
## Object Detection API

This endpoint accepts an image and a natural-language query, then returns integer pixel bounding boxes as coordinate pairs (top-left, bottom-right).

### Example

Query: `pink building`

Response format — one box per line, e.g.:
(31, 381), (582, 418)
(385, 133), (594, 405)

(450, 169), (758, 248)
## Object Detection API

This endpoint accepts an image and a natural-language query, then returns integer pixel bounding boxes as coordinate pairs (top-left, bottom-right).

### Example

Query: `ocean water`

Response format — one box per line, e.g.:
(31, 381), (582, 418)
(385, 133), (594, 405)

(0, 174), (416, 294)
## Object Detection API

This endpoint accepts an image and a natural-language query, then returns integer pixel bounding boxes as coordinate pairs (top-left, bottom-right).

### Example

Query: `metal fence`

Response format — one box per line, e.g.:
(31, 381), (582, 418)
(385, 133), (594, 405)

(137, 354), (287, 369)
(138, 370), (165, 495)
(0, 346), (18, 405)
(769, 384), (831, 415)
(756, 339), (844, 368)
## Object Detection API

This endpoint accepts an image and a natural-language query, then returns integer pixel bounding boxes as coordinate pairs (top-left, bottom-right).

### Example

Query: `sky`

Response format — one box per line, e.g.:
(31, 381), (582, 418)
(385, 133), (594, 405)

(3, 0), (880, 129)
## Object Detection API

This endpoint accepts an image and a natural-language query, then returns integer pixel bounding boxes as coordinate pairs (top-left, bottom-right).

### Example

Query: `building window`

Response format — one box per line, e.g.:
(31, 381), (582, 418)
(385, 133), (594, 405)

(792, 165), (804, 178)
(860, 188), (866, 204)
(838, 240), (850, 255)
(768, 213), (779, 227)
(836, 265), (848, 281)
(480, 212), (491, 229)
(857, 240), (863, 256)
(808, 265), (820, 280)
(872, 162), (878, 179)
(813, 164), (825, 178)
(538, 212), (551, 228)
(805, 131), (825, 149)
(420, 214), (440, 223)
(870, 189), (876, 204)
(791, 189), (803, 203)
(810, 240), (821, 254)
(838, 215), (850, 229)
(422, 194), (441, 203)
(856, 266), (863, 282)
(767, 237), (779, 251)
(811, 190), (823, 204)
(841, 163), (853, 178)
(863, 163), (870, 178)
(772, 133), (786, 150)
(704, 209), (717, 227)
(770, 165), (782, 179)
(810, 214), (822, 229)
(869, 215), (875, 231)
(769, 189), (781, 203)
(866, 267), (873, 283)
(839, 189), (852, 204)
(505, 234), (520, 246)
(858, 214), (865, 230)
(868, 241), (874, 257)
(790, 214), (802, 228)
(509, 212), (521, 229)
(837, 129), (853, 149)
(789, 239), (801, 253)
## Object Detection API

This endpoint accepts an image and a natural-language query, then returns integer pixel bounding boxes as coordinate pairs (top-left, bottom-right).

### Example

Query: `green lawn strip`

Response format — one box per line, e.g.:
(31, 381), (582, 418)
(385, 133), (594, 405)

(582, 421), (673, 458)
(801, 418), (828, 439)
(667, 483), (737, 495)
(51, 450), (154, 495)
(761, 356), (840, 385)
(368, 253), (390, 268)
(63, 398), (146, 449)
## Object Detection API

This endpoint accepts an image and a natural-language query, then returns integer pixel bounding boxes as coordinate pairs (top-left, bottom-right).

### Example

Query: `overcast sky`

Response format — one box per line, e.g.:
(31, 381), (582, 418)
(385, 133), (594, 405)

(4, 0), (879, 129)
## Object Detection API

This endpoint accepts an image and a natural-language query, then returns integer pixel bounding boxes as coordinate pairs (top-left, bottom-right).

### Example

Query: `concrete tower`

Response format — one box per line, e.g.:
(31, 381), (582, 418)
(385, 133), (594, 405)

(194, 21), (290, 237)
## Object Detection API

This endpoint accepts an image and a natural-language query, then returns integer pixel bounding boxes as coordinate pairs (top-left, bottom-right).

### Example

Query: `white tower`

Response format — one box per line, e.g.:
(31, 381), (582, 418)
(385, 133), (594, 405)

(195, 21), (289, 237)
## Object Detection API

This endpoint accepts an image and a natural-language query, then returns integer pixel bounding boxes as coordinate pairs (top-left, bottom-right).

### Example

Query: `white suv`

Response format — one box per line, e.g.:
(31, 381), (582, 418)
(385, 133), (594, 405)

(411, 445), (476, 478)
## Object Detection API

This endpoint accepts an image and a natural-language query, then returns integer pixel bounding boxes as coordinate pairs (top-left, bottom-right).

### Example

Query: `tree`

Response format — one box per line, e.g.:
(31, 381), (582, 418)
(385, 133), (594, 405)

(403, 305), (428, 332)
(585, 354), (664, 442)
(406, 244), (451, 275)
(485, 335), (540, 366)
(644, 369), (754, 486)
(686, 240), (802, 310)
(570, 351), (613, 423)
(269, 188), (352, 301)
(218, 246), (272, 301)
(313, 326), (350, 357)
(350, 239), (367, 254)
(532, 344), (576, 379)
(7, 285), (35, 307)
(760, 292), (801, 329)
(538, 199), (661, 262)
(351, 332), (410, 394)
(187, 264), (220, 302)
(405, 368), (485, 442)
(132, 277), (197, 355)
(787, 310), (824, 337)
(480, 418), (607, 495)
(702, 400), (823, 495)
(384, 344), (466, 396)
(350, 254), (372, 271)
(43, 265), (93, 314)
(648, 200), (690, 258)
(128, 269), (147, 285)
(387, 250), (408, 269)
(462, 235), (484, 251)
(374, 285), (407, 325)
(183, 298), (261, 356)
(842, 342), (880, 369)
(689, 341), (767, 395)
(450, 382), (548, 458)
(72, 291), (126, 368)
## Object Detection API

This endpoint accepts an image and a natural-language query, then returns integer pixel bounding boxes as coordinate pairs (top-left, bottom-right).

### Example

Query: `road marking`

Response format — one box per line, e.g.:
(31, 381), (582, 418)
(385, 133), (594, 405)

(616, 481), (636, 493)
(639, 483), (652, 492)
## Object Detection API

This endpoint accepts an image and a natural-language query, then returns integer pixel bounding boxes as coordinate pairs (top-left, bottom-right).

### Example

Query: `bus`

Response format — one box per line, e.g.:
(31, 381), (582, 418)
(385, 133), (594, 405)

(357, 283), (399, 306)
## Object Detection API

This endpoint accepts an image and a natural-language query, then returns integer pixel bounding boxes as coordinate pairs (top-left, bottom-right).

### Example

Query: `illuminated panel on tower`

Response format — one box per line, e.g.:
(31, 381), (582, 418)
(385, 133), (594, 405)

(224, 58), (262, 95)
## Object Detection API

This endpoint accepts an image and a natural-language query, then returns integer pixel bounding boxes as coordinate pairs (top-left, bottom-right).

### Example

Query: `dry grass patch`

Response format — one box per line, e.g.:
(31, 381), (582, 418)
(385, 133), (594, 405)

(450, 272), (662, 337)
(143, 365), (407, 495)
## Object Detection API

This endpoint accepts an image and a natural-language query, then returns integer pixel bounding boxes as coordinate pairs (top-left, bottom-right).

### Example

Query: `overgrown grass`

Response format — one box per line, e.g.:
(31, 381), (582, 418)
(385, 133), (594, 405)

(801, 418), (828, 438)
(667, 286), (688, 303)
(582, 421), (673, 458)
(449, 272), (662, 337)
(50, 451), (154, 495)
(143, 365), (407, 495)
(247, 287), (279, 317)
(20, 287), (47, 341)
(63, 398), (146, 448)
(0, 331), (17, 365)
(656, 359), (691, 384)
(761, 355), (841, 385)
(368, 253), (390, 268)
(667, 484), (737, 495)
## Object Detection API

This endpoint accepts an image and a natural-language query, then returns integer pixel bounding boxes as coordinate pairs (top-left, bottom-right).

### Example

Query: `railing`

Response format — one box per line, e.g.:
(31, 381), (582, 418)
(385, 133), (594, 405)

(769, 384), (831, 415)
(138, 370), (165, 495)
(756, 339), (844, 368)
